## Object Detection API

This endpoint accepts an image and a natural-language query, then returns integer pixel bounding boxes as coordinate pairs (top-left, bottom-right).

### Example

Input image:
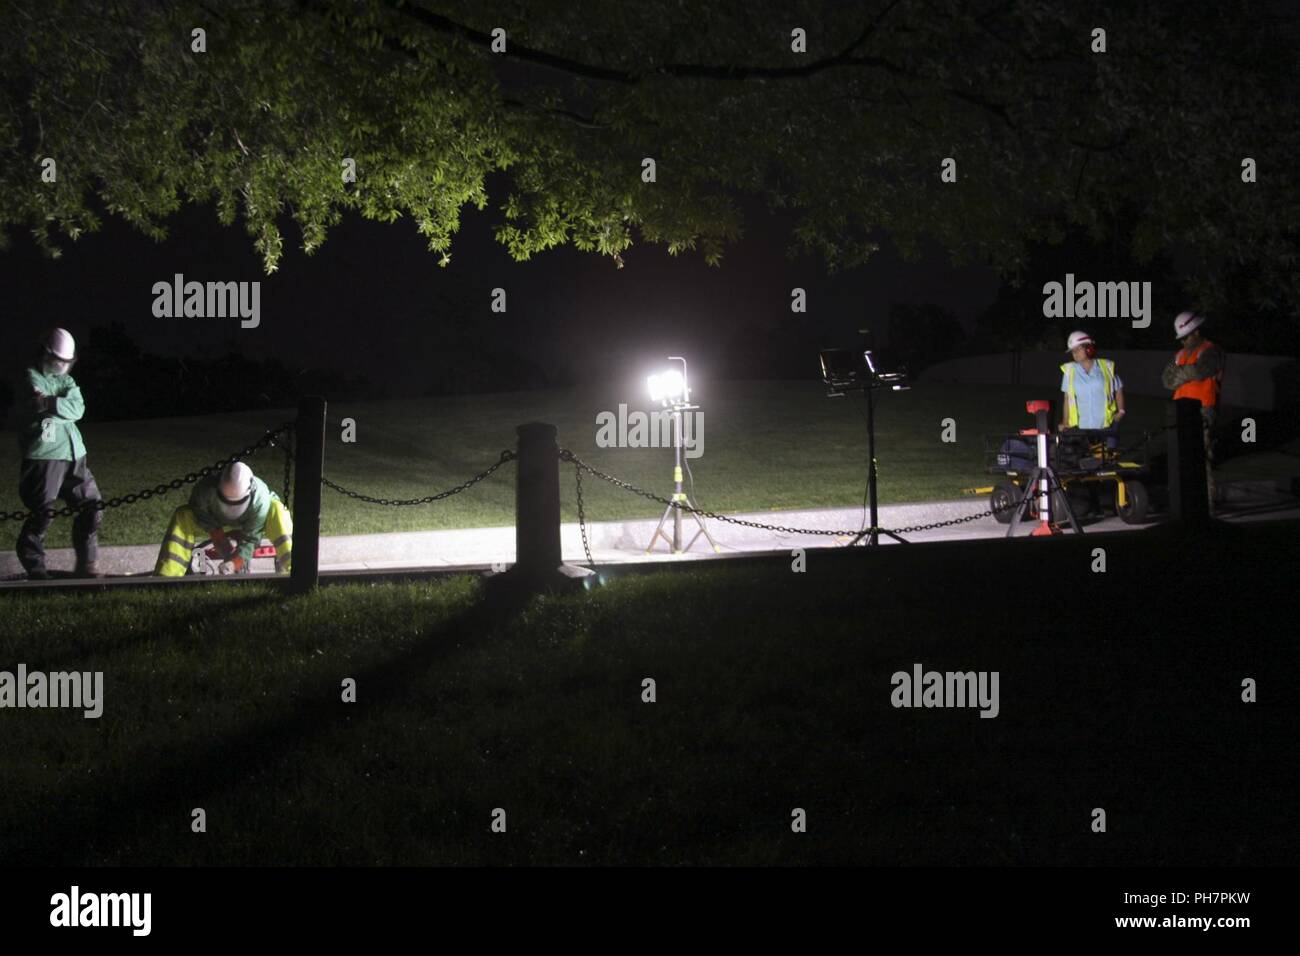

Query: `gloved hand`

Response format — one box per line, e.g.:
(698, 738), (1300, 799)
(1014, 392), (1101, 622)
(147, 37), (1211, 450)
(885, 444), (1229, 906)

(31, 391), (52, 413)
(217, 557), (246, 575)
(208, 528), (237, 558)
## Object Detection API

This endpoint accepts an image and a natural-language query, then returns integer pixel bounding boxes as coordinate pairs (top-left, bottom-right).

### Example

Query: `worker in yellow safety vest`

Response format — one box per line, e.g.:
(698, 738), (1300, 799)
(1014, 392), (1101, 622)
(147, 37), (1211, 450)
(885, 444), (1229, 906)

(154, 461), (292, 576)
(1060, 330), (1126, 443)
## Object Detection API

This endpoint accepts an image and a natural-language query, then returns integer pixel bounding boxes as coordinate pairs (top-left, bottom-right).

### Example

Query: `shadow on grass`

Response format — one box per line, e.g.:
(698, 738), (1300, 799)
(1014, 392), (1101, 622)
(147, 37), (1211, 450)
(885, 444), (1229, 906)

(0, 580), (534, 866)
(1, 591), (284, 674)
(4, 521), (1297, 866)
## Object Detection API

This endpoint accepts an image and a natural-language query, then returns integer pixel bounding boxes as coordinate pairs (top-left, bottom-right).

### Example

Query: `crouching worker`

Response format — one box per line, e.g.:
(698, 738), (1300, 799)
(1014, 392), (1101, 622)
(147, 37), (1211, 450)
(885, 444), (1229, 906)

(154, 461), (292, 576)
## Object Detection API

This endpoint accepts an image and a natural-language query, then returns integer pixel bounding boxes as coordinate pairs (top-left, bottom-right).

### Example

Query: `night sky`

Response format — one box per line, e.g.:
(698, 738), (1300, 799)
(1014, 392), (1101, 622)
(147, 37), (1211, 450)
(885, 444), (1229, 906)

(0, 181), (999, 397)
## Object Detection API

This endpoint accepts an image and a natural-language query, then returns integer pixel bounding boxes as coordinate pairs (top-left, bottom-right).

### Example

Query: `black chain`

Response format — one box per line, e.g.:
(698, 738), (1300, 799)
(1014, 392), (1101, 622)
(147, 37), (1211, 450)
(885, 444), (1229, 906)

(558, 448), (1026, 542)
(572, 459), (593, 565)
(281, 426), (294, 508)
(0, 422), (294, 523)
(321, 450), (517, 506)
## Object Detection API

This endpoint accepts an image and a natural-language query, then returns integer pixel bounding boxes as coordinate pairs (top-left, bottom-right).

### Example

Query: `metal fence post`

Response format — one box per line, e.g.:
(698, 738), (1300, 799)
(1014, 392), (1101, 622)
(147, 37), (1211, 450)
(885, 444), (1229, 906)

(1167, 397), (1209, 526)
(289, 395), (326, 594)
(489, 422), (595, 594)
(515, 422), (562, 575)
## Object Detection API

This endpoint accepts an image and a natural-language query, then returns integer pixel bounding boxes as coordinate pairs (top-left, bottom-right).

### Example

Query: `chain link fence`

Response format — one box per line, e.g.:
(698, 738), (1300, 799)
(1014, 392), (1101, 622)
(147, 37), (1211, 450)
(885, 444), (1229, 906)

(320, 450), (516, 506)
(1, 414), (1162, 578)
(0, 422), (294, 524)
(559, 448), (1033, 567)
(1, 419), (516, 581)
(280, 426), (294, 508)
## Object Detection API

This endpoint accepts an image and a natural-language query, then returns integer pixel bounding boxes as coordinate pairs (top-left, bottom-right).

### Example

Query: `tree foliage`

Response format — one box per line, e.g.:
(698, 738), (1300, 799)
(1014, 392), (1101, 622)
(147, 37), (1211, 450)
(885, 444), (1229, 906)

(2, 0), (1297, 312)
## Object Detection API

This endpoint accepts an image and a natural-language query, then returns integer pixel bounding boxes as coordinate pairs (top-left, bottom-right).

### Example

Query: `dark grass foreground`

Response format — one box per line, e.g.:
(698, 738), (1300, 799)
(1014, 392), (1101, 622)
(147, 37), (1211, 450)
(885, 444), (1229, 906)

(0, 522), (1294, 866)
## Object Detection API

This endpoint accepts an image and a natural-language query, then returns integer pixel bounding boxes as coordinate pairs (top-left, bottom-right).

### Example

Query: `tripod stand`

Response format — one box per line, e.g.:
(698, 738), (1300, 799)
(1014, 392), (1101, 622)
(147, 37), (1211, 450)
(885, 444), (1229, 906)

(846, 382), (909, 547)
(645, 402), (718, 554)
(1005, 400), (1083, 537)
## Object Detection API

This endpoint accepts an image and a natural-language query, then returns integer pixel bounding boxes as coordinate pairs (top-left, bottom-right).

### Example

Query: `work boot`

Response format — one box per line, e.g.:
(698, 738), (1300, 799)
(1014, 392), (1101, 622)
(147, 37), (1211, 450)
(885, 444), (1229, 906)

(74, 560), (103, 579)
(27, 566), (51, 581)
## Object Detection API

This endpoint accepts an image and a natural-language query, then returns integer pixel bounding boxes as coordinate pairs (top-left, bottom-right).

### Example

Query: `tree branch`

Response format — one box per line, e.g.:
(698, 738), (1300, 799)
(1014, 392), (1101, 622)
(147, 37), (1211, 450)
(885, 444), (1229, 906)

(382, 0), (1017, 129)
(833, 0), (907, 61)
(501, 97), (608, 129)
(382, 0), (635, 84)
(384, 0), (915, 84)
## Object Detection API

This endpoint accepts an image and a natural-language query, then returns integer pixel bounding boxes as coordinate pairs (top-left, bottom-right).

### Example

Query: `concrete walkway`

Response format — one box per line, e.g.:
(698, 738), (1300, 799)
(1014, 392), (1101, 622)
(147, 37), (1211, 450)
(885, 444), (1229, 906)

(3, 479), (1296, 584)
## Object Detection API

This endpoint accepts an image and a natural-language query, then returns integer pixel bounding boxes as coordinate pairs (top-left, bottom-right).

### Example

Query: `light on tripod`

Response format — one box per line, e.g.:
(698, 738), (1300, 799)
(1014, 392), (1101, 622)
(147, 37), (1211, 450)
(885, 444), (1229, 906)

(648, 367), (686, 405)
(643, 356), (717, 555)
(820, 348), (910, 393)
(819, 331), (911, 547)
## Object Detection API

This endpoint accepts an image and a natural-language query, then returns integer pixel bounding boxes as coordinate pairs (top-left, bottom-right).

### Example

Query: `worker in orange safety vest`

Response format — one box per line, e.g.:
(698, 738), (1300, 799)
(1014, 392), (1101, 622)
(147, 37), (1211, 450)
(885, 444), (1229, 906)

(1161, 311), (1224, 508)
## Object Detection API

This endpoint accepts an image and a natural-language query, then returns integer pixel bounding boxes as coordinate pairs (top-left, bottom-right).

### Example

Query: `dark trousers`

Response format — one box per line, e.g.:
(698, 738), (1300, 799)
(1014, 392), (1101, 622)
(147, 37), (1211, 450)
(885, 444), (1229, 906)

(1202, 406), (1218, 505)
(17, 457), (103, 571)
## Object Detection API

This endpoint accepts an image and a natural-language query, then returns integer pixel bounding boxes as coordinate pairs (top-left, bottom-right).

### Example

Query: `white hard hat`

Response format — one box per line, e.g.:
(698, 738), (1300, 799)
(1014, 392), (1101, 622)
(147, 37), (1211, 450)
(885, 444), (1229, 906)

(1174, 311), (1205, 339)
(216, 462), (254, 520)
(43, 328), (76, 361)
(1066, 330), (1095, 352)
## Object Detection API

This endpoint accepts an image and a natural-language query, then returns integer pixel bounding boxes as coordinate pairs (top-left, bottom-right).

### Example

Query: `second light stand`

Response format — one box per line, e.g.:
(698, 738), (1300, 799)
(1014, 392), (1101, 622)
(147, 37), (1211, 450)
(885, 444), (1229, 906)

(846, 380), (909, 547)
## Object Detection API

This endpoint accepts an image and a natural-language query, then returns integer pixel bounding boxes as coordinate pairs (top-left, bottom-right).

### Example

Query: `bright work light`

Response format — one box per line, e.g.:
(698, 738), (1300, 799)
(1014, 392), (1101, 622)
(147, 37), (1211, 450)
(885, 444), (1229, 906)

(647, 368), (686, 405)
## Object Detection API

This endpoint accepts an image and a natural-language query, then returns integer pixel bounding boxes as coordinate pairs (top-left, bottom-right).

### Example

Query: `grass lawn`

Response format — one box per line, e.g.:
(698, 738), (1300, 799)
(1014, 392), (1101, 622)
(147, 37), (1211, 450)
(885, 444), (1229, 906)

(0, 521), (1292, 866)
(0, 381), (1171, 552)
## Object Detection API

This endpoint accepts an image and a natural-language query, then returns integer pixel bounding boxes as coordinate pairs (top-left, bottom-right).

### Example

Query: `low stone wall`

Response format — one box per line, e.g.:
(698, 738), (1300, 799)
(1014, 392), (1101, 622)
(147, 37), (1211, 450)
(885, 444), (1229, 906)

(918, 350), (1298, 410)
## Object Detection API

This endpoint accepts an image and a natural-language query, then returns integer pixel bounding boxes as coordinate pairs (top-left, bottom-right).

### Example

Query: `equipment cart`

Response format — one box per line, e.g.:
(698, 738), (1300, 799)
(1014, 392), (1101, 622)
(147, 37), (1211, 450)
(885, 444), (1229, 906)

(981, 428), (1154, 525)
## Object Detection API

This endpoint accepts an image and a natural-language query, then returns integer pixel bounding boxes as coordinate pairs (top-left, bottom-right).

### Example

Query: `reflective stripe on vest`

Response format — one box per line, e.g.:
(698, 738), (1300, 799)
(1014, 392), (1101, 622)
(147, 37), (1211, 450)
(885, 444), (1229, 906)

(1173, 340), (1222, 408)
(1061, 359), (1117, 428)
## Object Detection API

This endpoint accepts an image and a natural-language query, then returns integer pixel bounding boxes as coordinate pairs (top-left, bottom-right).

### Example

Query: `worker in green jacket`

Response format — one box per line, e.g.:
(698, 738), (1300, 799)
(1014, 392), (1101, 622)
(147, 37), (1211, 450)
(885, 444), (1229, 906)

(16, 328), (105, 579)
(154, 461), (293, 576)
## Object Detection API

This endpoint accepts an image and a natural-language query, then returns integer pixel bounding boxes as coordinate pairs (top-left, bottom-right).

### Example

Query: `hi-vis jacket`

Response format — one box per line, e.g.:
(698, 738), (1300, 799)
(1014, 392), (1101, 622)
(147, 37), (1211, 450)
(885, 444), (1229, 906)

(1167, 339), (1224, 408)
(188, 474), (276, 565)
(1060, 358), (1119, 428)
(19, 368), (88, 461)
